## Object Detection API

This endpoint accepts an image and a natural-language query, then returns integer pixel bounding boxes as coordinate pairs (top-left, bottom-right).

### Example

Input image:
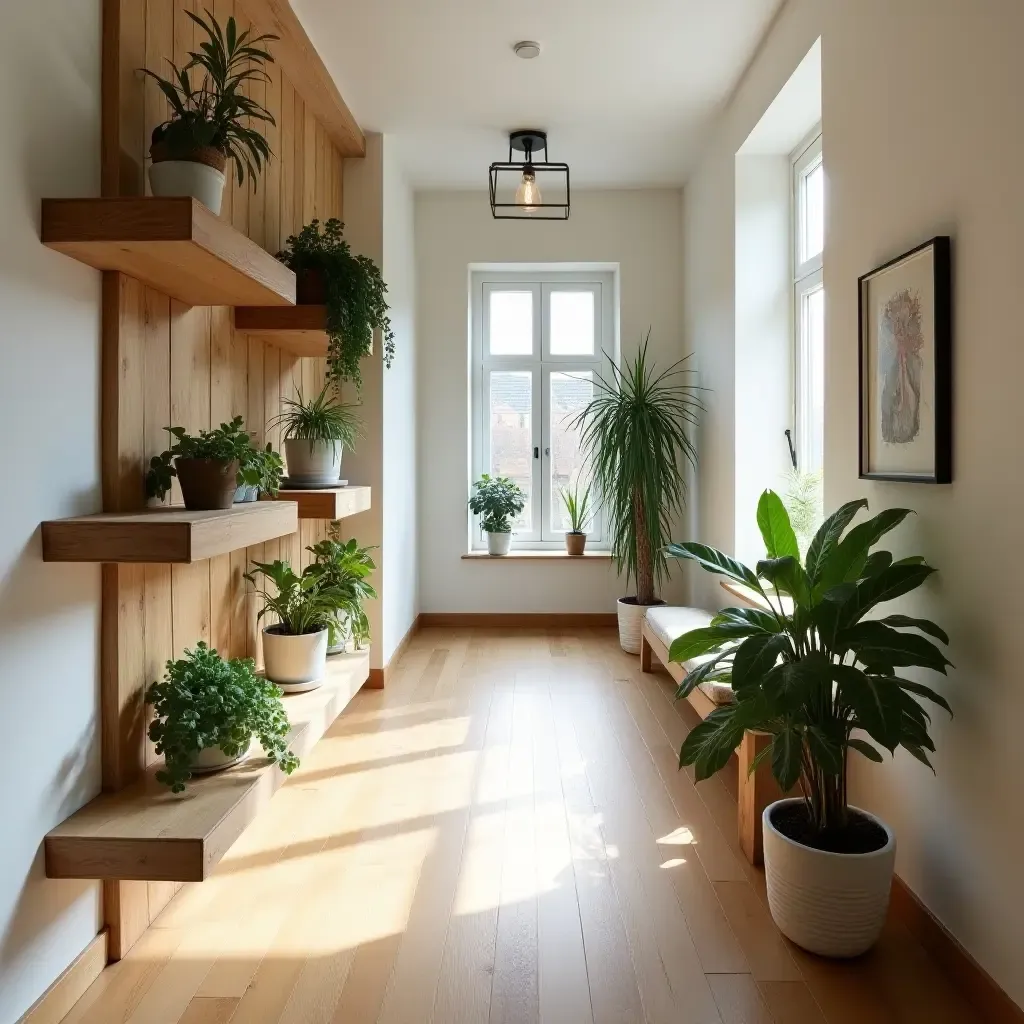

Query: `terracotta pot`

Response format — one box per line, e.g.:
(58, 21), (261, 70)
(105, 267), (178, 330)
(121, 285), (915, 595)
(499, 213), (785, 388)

(296, 268), (327, 305)
(175, 457), (240, 511)
(565, 532), (587, 556)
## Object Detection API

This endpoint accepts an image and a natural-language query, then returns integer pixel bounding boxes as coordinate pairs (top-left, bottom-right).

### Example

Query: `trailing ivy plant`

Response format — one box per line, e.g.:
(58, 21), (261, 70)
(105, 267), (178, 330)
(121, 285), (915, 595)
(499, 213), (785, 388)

(667, 490), (952, 844)
(468, 474), (526, 534)
(140, 10), (278, 188)
(147, 642), (298, 793)
(277, 219), (395, 388)
(146, 416), (283, 500)
(307, 528), (378, 648)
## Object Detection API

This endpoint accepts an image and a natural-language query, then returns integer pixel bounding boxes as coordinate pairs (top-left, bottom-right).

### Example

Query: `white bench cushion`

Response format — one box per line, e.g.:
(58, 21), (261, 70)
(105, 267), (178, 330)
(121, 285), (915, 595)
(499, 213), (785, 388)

(645, 605), (735, 707)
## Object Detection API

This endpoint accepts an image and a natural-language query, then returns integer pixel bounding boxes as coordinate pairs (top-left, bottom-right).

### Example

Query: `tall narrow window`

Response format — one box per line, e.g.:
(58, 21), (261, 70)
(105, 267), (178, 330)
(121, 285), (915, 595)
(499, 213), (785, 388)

(471, 271), (615, 549)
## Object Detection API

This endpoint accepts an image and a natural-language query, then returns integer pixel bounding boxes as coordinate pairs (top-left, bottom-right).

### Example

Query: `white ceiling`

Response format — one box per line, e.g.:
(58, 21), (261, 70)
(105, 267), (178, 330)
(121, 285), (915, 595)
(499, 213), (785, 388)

(293, 0), (783, 188)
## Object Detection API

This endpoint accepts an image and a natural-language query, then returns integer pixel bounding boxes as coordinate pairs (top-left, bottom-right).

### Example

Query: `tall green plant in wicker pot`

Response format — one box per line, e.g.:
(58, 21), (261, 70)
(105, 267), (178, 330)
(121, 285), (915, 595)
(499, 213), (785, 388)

(141, 11), (277, 214)
(573, 335), (702, 652)
(667, 491), (952, 957)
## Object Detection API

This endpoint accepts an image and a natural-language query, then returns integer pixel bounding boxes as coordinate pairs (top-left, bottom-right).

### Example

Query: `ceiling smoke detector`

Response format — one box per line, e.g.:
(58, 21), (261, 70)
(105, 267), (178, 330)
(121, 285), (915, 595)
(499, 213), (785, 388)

(513, 40), (541, 59)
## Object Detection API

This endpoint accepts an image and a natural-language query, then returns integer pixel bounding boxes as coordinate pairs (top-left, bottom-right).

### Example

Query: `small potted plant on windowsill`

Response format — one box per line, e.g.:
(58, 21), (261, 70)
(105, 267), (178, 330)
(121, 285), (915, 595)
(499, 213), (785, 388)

(141, 11), (278, 214)
(668, 490), (952, 957)
(146, 417), (283, 510)
(269, 383), (361, 486)
(560, 479), (595, 555)
(146, 641), (299, 793)
(307, 527), (377, 654)
(276, 219), (396, 389)
(245, 559), (350, 691)
(469, 474), (526, 556)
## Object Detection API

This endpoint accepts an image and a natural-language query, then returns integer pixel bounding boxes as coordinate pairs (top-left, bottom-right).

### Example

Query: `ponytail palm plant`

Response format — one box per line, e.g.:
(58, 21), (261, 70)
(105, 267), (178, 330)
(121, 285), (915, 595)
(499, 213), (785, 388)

(667, 490), (952, 840)
(574, 334), (703, 605)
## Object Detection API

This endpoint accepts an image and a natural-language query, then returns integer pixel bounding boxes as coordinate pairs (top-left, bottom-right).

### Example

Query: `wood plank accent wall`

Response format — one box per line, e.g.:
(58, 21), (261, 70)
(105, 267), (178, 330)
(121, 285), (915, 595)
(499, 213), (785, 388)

(101, 0), (350, 958)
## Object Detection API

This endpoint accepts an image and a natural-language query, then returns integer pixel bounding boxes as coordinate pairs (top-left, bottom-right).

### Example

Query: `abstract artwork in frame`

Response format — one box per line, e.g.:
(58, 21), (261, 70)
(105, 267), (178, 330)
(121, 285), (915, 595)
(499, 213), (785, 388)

(858, 236), (952, 483)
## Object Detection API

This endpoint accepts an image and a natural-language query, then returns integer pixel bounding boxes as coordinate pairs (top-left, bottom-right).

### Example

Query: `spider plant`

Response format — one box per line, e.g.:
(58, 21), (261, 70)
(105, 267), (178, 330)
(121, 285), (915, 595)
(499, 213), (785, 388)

(561, 479), (595, 534)
(573, 333), (704, 605)
(270, 383), (361, 445)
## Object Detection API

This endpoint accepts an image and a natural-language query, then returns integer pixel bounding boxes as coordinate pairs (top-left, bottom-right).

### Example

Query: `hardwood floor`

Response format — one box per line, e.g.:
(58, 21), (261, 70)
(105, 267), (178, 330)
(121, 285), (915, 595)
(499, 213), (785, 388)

(65, 627), (982, 1024)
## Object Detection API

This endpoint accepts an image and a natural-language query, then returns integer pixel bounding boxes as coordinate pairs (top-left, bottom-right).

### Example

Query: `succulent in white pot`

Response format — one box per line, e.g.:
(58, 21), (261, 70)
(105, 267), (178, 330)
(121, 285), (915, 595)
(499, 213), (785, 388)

(667, 490), (952, 957)
(468, 474), (525, 556)
(271, 383), (361, 486)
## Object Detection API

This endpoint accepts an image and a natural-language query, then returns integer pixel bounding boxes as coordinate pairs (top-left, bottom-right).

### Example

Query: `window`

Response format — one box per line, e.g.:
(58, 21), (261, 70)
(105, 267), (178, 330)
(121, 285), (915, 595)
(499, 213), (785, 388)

(792, 130), (824, 475)
(471, 270), (615, 549)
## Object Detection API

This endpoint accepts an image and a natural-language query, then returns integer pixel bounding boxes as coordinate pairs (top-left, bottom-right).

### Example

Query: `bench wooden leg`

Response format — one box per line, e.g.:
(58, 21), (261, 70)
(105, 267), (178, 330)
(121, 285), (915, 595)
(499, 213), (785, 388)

(640, 634), (653, 673)
(737, 731), (785, 866)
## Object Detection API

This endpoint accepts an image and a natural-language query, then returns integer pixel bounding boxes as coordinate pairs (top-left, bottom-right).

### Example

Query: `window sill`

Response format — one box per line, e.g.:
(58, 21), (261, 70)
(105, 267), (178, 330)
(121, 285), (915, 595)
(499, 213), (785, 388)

(462, 550), (613, 560)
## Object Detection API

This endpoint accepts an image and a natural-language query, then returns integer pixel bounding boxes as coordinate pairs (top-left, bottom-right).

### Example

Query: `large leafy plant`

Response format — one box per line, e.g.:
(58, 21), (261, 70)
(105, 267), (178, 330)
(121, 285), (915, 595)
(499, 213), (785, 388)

(277, 219), (395, 388)
(573, 334), (703, 605)
(270, 382), (361, 446)
(141, 10), (278, 187)
(469, 474), (526, 534)
(145, 417), (283, 500)
(244, 559), (350, 643)
(668, 490), (952, 839)
(147, 642), (298, 793)
(307, 528), (378, 647)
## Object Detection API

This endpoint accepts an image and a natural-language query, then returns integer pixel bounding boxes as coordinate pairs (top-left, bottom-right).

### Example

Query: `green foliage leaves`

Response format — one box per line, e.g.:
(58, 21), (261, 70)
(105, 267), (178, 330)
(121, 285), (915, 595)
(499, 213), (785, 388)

(277, 219), (395, 388)
(147, 642), (298, 793)
(469, 475), (527, 534)
(307, 527), (378, 648)
(665, 542), (761, 592)
(560, 479), (595, 534)
(244, 558), (357, 642)
(756, 490), (800, 560)
(270, 382), (362, 446)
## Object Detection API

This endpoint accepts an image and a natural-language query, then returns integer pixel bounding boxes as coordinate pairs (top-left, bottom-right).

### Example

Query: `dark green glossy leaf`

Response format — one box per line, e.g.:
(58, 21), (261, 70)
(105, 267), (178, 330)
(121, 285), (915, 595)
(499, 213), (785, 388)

(805, 498), (868, 585)
(894, 677), (952, 717)
(757, 556), (811, 608)
(757, 489), (800, 560)
(678, 708), (744, 781)
(732, 633), (791, 690)
(806, 726), (843, 776)
(843, 621), (951, 673)
(668, 621), (767, 664)
(861, 550), (893, 578)
(771, 727), (804, 791)
(880, 615), (950, 646)
(848, 738), (884, 763)
(818, 508), (914, 592)
(674, 650), (733, 701)
(834, 665), (903, 750)
(665, 542), (760, 590)
(712, 606), (782, 633)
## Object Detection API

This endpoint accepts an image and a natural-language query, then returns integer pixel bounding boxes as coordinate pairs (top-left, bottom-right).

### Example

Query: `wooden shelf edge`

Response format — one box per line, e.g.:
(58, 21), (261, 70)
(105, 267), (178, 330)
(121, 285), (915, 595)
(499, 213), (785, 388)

(234, 305), (328, 357)
(263, 485), (371, 520)
(44, 650), (370, 883)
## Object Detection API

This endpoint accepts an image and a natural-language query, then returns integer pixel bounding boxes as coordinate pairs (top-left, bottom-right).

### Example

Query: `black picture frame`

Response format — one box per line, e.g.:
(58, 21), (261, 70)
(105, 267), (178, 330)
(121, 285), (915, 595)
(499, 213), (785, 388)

(858, 235), (952, 484)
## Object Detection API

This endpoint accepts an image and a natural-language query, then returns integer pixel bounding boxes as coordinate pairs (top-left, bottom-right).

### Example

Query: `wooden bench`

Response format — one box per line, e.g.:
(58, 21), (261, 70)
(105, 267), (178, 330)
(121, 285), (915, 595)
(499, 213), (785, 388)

(640, 607), (786, 865)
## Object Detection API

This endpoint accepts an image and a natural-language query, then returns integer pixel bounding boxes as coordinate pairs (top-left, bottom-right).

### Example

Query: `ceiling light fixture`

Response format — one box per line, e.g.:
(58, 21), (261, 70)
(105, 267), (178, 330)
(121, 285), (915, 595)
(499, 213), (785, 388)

(488, 130), (570, 220)
(513, 40), (541, 59)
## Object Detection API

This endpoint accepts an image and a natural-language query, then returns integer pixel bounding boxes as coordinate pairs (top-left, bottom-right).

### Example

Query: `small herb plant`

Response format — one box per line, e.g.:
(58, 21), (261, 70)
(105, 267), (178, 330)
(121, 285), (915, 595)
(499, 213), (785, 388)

(141, 10), (278, 188)
(277, 219), (395, 388)
(147, 642), (298, 793)
(244, 559), (350, 643)
(270, 383), (361, 446)
(307, 528), (377, 648)
(146, 417), (283, 500)
(469, 474), (526, 534)
(561, 479), (595, 534)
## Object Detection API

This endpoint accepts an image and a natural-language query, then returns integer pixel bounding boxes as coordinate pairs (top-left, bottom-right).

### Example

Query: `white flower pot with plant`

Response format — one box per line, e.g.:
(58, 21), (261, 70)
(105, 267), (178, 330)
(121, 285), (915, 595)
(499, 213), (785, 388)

(245, 558), (354, 692)
(574, 334), (703, 652)
(271, 383), (361, 486)
(469, 474), (526, 556)
(560, 479), (595, 556)
(307, 526), (377, 656)
(146, 641), (299, 793)
(669, 490), (952, 957)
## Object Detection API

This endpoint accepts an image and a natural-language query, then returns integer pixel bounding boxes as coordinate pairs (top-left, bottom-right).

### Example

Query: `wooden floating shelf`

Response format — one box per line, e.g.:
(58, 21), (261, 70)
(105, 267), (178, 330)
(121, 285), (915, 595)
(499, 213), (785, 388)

(41, 502), (298, 564)
(264, 484), (370, 520)
(234, 305), (328, 356)
(44, 650), (369, 882)
(41, 197), (296, 307)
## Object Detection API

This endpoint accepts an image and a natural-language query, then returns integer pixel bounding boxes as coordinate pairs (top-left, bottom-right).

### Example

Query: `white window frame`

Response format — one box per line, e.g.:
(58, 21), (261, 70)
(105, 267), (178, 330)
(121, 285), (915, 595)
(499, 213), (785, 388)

(792, 128), (823, 473)
(470, 269), (616, 551)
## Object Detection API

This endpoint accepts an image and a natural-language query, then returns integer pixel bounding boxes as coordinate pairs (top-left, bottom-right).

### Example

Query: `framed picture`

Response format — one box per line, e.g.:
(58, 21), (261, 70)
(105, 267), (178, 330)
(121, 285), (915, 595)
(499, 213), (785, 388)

(858, 236), (952, 483)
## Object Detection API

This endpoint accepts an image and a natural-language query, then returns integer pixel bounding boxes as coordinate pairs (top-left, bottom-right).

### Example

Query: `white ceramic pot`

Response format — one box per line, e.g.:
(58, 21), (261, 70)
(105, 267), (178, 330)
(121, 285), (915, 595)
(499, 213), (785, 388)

(486, 531), (512, 556)
(149, 159), (226, 214)
(763, 798), (896, 957)
(262, 626), (328, 692)
(616, 598), (662, 654)
(327, 611), (351, 656)
(190, 742), (250, 774)
(284, 438), (343, 485)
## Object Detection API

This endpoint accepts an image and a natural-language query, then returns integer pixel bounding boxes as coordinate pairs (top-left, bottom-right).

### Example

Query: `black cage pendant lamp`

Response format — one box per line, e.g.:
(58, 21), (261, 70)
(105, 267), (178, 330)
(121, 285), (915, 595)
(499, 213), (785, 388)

(489, 130), (570, 220)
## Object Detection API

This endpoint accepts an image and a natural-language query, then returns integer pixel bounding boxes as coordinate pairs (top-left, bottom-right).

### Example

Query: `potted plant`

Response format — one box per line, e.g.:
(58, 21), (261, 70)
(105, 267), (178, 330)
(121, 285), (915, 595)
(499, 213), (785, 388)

(560, 479), (595, 555)
(574, 334), (703, 652)
(141, 10), (277, 213)
(235, 431), (285, 502)
(244, 559), (349, 691)
(276, 219), (396, 388)
(146, 641), (299, 793)
(469, 474), (526, 556)
(269, 383), (361, 486)
(307, 528), (377, 654)
(146, 417), (283, 510)
(667, 490), (952, 957)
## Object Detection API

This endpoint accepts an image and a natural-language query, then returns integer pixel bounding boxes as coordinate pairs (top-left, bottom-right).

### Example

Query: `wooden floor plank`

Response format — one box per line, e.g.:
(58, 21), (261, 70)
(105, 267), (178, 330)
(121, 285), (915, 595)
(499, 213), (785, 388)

(707, 974), (774, 1024)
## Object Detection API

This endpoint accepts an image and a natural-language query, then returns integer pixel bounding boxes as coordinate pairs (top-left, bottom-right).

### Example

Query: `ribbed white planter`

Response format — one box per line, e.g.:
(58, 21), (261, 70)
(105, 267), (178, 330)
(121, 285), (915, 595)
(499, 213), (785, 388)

(763, 798), (896, 957)
(263, 626), (328, 692)
(486, 531), (512, 556)
(616, 598), (648, 654)
(284, 438), (343, 485)
(149, 160), (226, 214)
(190, 742), (250, 774)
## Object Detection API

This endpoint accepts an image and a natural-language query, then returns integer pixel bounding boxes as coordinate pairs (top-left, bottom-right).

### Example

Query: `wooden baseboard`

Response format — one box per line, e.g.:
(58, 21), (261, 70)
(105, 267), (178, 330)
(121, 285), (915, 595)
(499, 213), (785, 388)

(17, 930), (108, 1024)
(417, 612), (617, 628)
(363, 613), (422, 690)
(890, 877), (1023, 1023)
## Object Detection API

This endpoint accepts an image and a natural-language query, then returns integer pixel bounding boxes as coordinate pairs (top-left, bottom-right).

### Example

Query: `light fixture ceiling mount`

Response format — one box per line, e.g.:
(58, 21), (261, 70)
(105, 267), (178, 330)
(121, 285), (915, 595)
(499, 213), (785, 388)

(513, 40), (541, 59)
(488, 129), (570, 221)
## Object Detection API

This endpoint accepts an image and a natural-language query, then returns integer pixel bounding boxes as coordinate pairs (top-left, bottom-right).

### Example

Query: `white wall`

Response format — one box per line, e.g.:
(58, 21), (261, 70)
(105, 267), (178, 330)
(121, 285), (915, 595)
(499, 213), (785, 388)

(381, 145), (418, 659)
(823, 0), (1024, 1008)
(0, 2), (103, 1020)
(415, 190), (687, 614)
